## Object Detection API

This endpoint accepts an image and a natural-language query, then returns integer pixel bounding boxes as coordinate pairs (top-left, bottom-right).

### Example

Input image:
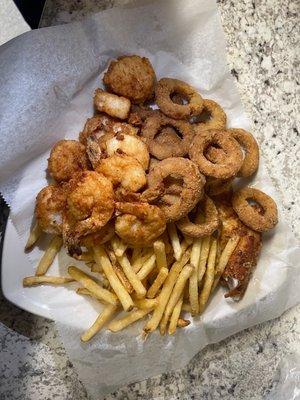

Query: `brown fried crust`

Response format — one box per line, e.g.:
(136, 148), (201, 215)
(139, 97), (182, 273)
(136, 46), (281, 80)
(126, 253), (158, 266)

(103, 55), (156, 104)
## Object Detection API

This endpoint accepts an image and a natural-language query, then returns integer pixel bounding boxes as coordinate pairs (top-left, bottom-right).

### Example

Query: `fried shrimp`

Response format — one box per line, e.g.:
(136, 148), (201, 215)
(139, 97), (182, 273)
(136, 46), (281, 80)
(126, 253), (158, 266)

(103, 55), (156, 104)
(105, 133), (150, 170)
(63, 171), (114, 247)
(96, 154), (147, 192)
(79, 114), (137, 145)
(48, 140), (89, 182)
(147, 157), (205, 222)
(94, 89), (131, 120)
(35, 185), (67, 235)
(115, 202), (166, 246)
(155, 78), (204, 119)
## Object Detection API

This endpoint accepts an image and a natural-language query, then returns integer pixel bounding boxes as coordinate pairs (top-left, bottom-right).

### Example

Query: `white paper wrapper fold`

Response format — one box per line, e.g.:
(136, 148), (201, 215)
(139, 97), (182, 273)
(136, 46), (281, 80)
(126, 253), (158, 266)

(0, 0), (299, 398)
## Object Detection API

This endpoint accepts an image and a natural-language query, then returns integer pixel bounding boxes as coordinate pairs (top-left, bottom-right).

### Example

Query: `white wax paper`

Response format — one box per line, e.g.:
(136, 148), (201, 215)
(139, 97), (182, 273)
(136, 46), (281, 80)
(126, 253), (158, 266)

(0, 0), (299, 398)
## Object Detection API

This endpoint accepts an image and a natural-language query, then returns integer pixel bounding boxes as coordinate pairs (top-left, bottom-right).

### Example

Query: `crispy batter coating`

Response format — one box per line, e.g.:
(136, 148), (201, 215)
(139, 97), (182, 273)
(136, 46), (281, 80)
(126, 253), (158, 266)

(193, 99), (227, 130)
(155, 78), (203, 119)
(104, 55), (156, 104)
(147, 157), (205, 222)
(96, 154), (146, 192)
(105, 133), (149, 170)
(48, 140), (89, 182)
(94, 89), (131, 120)
(79, 114), (137, 146)
(189, 130), (243, 179)
(35, 184), (67, 235)
(176, 195), (219, 237)
(80, 221), (115, 248)
(63, 171), (114, 247)
(141, 114), (194, 159)
(115, 202), (166, 246)
(216, 198), (262, 299)
(232, 187), (278, 232)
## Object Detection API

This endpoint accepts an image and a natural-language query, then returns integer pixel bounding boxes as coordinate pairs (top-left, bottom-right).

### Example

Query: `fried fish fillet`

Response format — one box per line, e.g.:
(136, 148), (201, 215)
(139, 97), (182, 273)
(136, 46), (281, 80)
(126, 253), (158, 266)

(215, 195), (262, 300)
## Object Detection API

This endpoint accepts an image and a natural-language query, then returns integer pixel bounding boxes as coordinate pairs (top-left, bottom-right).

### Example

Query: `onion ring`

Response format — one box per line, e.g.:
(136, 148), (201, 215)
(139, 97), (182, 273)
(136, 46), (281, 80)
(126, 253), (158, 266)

(205, 176), (234, 196)
(232, 187), (278, 232)
(227, 128), (259, 177)
(147, 157), (205, 222)
(193, 99), (227, 130)
(189, 130), (243, 179)
(155, 78), (203, 120)
(141, 114), (194, 159)
(176, 195), (219, 237)
(127, 105), (159, 127)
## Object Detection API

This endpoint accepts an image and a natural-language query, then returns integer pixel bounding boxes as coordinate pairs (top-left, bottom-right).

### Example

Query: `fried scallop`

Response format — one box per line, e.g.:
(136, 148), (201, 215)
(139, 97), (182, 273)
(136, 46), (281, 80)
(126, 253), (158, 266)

(103, 55), (156, 104)
(48, 140), (90, 182)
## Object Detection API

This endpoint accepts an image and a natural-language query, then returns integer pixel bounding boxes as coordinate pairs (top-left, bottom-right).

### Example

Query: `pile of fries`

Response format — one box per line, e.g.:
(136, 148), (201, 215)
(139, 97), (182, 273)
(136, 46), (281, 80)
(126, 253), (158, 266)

(24, 210), (239, 342)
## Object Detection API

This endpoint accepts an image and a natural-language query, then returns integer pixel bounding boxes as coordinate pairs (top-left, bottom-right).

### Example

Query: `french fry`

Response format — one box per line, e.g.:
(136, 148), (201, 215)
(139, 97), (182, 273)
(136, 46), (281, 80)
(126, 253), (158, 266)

(35, 236), (63, 276)
(168, 296), (183, 335)
(25, 222), (42, 250)
(76, 287), (93, 296)
(110, 236), (128, 257)
(180, 239), (190, 255)
(133, 298), (158, 310)
(132, 248), (153, 273)
(131, 247), (142, 265)
(136, 254), (156, 280)
(76, 251), (94, 262)
(106, 248), (133, 293)
(159, 264), (193, 335)
(94, 246), (134, 311)
(117, 254), (146, 298)
(212, 236), (240, 291)
(181, 303), (192, 313)
(81, 304), (118, 342)
(108, 308), (153, 332)
(23, 276), (74, 286)
(198, 238), (217, 313)
(143, 249), (191, 334)
(189, 237), (202, 315)
(146, 267), (168, 298)
(153, 240), (167, 270)
(91, 263), (103, 273)
(167, 223), (182, 261)
(198, 236), (211, 283)
(182, 234), (193, 245)
(68, 266), (118, 305)
(177, 318), (191, 328)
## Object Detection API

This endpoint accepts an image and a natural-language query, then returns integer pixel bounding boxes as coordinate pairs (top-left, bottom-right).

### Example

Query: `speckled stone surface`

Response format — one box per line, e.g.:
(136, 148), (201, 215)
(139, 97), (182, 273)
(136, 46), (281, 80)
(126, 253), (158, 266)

(1, 1), (299, 399)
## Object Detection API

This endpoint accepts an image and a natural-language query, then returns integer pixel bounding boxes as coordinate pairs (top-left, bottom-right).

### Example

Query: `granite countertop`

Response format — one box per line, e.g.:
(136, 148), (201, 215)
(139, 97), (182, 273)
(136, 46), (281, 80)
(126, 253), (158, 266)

(0, 0), (299, 399)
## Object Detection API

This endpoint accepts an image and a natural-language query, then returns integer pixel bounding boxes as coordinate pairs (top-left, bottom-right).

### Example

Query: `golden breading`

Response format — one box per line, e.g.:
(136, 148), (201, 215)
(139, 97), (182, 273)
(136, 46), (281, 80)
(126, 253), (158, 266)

(103, 55), (156, 104)
(48, 140), (89, 182)
(215, 196), (262, 299)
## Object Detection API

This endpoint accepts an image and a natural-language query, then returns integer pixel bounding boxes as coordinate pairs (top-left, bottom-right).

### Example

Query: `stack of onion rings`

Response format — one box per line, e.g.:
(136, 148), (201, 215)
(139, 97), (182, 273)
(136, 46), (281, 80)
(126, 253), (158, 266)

(155, 78), (204, 119)
(176, 195), (219, 237)
(232, 187), (278, 232)
(141, 114), (194, 159)
(189, 130), (243, 179)
(147, 157), (205, 222)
